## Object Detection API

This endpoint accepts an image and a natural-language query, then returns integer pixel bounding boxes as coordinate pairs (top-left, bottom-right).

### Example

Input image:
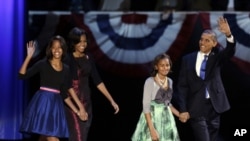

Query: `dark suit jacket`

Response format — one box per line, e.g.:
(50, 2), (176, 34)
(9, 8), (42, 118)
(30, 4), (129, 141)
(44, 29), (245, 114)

(177, 39), (236, 118)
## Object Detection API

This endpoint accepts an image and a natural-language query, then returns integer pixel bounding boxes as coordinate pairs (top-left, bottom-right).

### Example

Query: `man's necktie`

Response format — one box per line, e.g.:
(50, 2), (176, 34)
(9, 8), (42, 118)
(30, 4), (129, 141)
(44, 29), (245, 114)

(200, 55), (209, 98)
(200, 55), (208, 80)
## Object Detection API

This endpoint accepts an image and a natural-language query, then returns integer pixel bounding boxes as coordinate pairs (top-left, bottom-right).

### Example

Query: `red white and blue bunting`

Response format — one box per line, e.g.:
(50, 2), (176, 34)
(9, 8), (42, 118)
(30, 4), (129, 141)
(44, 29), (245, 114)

(28, 11), (250, 77)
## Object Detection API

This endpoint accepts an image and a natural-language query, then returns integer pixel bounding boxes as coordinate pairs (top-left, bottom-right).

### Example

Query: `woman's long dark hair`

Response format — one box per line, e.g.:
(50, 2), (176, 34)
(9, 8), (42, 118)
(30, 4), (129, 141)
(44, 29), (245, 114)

(67, 27), (88, 53)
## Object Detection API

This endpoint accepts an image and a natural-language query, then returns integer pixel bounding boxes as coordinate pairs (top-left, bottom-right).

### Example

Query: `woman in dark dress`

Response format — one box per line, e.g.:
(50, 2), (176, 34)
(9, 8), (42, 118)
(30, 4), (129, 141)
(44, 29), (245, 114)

(64, 27), (120, 141)
(19, 35), (87, 141)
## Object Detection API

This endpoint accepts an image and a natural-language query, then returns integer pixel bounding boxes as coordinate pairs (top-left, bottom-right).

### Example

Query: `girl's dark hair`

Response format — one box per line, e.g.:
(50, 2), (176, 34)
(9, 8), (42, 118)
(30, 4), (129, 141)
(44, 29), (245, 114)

(46, 35), (67, 60)
(68, 27), (88, 52)
(151, 53), (172, 76)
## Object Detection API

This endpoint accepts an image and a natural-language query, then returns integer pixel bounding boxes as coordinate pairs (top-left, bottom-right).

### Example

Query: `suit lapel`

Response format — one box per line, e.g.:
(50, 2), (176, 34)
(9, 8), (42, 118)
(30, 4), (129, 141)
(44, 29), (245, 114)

(191, 52), (199, 77)
(206, 52), (216, 78)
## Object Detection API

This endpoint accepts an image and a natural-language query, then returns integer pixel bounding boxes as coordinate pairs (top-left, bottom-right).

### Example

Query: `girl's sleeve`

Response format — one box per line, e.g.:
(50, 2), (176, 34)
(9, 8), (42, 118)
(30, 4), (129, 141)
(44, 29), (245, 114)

(142, 78), (153, 113)
(18, 59), (43, 79)
(60, 64), (72, 100)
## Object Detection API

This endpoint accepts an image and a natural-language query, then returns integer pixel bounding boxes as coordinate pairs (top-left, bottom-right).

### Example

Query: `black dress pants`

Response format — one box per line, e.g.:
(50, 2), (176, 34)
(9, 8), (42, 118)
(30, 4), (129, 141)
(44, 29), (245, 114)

(189, 99), (220, 141)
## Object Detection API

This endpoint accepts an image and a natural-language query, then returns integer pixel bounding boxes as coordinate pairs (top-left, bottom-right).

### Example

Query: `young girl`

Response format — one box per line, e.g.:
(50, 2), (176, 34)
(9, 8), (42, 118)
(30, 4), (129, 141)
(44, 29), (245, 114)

(131, 53), (180, 141)
(19, 35), (87, 141)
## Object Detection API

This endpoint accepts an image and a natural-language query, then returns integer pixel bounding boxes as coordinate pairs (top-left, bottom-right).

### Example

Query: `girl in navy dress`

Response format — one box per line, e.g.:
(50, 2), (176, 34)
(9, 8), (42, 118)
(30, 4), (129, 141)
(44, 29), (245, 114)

(19, 35), (88, 141)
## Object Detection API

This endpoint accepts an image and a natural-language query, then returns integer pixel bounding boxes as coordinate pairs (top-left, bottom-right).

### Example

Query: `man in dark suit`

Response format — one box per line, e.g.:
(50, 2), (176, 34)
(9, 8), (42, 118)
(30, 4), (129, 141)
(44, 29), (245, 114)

(176, 16), (236, 141)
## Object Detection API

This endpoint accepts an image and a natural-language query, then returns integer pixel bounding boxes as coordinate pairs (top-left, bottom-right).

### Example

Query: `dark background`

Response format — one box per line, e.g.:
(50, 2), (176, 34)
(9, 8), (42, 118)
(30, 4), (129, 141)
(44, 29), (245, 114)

(20, 0), (250, 141)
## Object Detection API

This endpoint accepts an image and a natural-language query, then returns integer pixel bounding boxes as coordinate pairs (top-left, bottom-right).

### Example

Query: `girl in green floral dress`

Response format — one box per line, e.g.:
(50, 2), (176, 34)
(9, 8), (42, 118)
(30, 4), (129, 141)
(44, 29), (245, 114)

(131, 53), (180, 141)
